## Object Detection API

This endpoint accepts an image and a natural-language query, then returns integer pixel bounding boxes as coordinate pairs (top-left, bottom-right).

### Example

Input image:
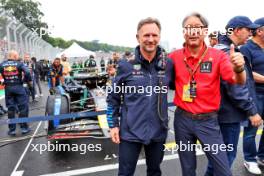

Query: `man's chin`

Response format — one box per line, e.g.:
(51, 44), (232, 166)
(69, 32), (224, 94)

(145, 46), (157, 53)
(187, 41), (200, 48)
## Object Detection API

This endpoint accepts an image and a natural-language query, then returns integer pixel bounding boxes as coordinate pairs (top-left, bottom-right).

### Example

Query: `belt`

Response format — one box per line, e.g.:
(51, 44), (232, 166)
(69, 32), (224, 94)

(176, 107), (218, 120)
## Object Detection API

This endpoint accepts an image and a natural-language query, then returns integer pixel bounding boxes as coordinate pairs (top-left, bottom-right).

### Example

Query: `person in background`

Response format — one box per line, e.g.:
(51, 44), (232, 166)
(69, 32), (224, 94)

(240, 17), (264, 174)
(208, 31), (219, 47)
(100, 57), (106, 72)
(31, 57), (43, 97)
(205, 16), (262, 176)
(0, 50), (32, 136)
(48, 58), (64, 95)
(61, 54), (72, 76)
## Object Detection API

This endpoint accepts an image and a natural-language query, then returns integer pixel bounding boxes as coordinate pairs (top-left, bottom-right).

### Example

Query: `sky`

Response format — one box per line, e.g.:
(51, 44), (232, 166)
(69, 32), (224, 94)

(37, 0), (263, 50)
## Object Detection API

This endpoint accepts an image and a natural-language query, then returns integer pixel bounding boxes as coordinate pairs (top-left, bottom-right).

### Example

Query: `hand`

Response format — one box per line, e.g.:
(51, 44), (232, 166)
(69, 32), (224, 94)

(230, 44), (245, 72)
(28, 81), (33, 88)
(249, 114), (263, 127)
(110, 127), (120, 144)
(49, 87), (56, 95)
(0, 79), (4, 85)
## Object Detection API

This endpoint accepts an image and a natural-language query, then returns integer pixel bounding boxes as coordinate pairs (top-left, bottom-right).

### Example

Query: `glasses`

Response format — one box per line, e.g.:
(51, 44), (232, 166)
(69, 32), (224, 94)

(184, 25), (207, 30)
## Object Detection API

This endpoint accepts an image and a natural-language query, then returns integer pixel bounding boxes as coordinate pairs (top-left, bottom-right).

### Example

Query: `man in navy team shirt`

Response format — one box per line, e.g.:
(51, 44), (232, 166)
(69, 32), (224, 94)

(240, 17), (264, 172)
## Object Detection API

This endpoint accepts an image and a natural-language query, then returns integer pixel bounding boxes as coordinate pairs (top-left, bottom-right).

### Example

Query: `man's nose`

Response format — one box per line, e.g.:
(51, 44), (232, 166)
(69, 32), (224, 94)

(148, 35), (155, 42)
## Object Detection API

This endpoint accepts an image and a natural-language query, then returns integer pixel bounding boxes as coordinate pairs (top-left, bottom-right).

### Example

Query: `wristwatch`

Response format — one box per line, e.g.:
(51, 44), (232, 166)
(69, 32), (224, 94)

(234, 66), (245, 73)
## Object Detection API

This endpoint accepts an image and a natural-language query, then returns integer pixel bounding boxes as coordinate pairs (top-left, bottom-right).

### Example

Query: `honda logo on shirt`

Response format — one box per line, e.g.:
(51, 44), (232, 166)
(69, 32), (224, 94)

(200, 62), (212, 73)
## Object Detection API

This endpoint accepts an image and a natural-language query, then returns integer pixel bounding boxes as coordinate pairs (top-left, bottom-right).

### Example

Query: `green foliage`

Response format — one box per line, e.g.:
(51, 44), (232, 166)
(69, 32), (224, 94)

(0, 0), (48, 34)
(47, 38), (134, 53)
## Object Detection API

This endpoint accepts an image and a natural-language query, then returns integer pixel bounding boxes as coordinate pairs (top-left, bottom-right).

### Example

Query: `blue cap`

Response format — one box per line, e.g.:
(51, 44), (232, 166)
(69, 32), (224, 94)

(226, 16), (259, 29)
(254, 17), (264, 28)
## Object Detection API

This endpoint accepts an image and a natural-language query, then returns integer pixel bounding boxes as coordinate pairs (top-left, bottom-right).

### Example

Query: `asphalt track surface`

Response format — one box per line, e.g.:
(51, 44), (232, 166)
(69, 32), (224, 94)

(0, 83), (264, 176)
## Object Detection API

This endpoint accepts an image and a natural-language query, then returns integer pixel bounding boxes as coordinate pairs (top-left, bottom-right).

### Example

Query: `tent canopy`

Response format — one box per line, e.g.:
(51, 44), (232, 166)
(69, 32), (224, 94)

(57, 42), (95, 58)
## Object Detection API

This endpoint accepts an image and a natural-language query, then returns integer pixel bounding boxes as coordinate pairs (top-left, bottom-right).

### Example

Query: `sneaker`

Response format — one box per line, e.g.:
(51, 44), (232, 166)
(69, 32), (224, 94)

(257, 157), (264, 167)
(21, 128), (31, 134)
(244, 161), (262, 175)
(0, 110), (5, 116)
(40, 94), (44, 97)
(35, 94), (39, 98)
(8, 130), (16, 136)
(32, 99), (38, 102)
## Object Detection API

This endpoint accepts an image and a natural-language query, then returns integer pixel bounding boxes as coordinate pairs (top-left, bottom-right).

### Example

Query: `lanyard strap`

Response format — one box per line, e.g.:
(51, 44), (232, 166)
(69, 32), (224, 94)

(184, 48), (208, 80)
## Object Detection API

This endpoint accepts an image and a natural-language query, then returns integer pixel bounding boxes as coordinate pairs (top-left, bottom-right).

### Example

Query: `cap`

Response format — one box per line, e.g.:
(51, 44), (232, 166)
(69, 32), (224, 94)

(254, 17), (264, 28)
(226, 16), (259, 29)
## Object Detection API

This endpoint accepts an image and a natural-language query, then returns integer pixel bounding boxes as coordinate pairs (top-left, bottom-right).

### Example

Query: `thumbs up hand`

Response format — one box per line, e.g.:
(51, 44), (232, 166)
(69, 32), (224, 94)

(229, 44), (245, 73)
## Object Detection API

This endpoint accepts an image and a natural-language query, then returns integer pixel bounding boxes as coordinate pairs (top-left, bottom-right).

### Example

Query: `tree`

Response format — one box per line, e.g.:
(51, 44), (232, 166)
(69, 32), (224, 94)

(0, 0), (48, 38)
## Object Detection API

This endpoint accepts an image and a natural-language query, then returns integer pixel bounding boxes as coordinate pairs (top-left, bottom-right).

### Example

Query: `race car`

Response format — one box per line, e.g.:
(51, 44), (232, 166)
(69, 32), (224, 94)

(45, 69), (110, 140)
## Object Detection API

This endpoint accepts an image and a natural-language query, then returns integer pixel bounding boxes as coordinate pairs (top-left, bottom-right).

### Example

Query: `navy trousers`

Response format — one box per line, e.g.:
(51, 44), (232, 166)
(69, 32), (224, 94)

(118, 139), (165, 176)
(174, 109), (232, 176)
(205, 123), (240, 176)
(5, 85), (29, 131)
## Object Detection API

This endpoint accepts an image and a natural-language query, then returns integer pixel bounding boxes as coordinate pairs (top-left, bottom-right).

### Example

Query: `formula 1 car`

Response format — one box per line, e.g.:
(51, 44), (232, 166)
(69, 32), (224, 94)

(45, 68), (110, 140)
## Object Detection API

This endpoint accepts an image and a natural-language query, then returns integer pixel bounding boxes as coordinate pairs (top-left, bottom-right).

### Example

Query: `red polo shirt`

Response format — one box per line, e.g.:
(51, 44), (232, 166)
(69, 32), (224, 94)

(168, 44), (235, 114)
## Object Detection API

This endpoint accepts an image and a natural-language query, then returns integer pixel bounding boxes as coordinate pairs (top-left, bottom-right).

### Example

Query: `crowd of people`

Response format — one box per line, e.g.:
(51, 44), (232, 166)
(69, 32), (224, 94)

(0, 49), (127, 135)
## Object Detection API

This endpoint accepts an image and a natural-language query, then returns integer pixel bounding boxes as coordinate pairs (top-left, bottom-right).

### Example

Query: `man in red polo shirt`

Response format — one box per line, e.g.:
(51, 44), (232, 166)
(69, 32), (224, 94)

(168, 12), (246, 176)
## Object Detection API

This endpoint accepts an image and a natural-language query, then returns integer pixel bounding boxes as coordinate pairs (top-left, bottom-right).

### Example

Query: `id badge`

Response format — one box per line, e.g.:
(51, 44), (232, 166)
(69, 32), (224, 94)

(182, 84), (193, 102)
(190, 80), (197, 98)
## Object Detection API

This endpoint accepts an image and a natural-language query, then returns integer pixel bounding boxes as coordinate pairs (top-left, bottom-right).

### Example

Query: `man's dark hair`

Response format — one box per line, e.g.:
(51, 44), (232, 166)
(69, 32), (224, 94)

(182, 12), (209, 28)
(137, 17), (161, 32)
(53, 58), (60, 62)
(31, 57), (37, 62)
(208, 31), (219, 39)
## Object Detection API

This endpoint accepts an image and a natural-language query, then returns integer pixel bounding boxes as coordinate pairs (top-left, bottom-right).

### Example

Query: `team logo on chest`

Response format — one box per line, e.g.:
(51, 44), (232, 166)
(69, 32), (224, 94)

(132, 64), (143, 77)
(200, 61), (212, 73)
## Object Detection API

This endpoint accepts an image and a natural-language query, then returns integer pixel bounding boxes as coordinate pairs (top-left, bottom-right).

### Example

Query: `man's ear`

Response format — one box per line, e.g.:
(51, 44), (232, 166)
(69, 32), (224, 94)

(136, 34), (139, 42)
(233, 28), (240, 36)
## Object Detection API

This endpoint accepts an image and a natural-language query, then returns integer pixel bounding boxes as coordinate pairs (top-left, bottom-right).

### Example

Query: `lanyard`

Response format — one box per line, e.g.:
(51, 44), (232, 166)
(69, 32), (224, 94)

(183, 47), (208, 80)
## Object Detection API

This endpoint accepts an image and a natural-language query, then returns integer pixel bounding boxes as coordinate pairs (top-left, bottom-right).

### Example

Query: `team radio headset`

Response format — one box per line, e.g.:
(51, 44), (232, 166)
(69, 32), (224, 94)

(155, 48), (169, 129)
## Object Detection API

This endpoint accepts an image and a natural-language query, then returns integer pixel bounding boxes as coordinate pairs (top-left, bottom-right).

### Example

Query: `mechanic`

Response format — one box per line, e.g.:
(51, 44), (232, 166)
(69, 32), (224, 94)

(168, 12), (246, 176)
(61, 54), (72, 76)
(205, 16), (262, 176)
(240, 17), (264, 173)
(48, 58), (65, 95)
(106, 17), (174, 176)
(84, 55), (97, 68)
(0, 50), (32, 136)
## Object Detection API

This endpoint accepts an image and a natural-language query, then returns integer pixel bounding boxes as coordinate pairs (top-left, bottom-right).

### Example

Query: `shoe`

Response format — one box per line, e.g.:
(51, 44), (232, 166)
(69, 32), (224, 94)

(257, 157), (264, 167)
(8, 130), (16, 136)
(40, 94), (43, 97)
(21, 128), (31, 134)
(0, 110), (5, 116)
(0, 106), (7, 114)
(32, 99), (38, 102)
(244, 161), (262, 175)
(35, 94), (39, 98)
